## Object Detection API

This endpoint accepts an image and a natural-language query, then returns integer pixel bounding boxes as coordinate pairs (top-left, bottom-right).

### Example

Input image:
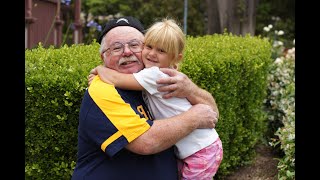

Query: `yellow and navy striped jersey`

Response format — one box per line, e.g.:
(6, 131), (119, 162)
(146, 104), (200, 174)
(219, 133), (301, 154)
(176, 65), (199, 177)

(72, 77), (178, 179)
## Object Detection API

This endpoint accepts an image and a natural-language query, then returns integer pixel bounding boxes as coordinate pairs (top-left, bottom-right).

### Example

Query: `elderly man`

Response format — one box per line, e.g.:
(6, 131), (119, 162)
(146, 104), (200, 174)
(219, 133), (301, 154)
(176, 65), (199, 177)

(72, 16), (219, 180)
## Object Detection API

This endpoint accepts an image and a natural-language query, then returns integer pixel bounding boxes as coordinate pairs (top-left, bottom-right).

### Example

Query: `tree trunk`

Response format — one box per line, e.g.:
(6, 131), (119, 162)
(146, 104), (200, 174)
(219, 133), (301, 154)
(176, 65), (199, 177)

(206, 0), (220, 34)
(206, 0), (259, 36)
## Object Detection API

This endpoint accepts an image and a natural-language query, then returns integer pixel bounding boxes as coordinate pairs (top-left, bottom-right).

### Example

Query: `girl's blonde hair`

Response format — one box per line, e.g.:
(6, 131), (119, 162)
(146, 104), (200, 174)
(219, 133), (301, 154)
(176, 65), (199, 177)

(144, 18), (185, 69)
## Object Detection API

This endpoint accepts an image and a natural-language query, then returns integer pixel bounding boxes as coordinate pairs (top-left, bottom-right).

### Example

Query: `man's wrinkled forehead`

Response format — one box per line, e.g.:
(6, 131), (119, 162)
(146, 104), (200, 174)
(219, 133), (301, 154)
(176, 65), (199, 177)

(106, 26), (144, 44)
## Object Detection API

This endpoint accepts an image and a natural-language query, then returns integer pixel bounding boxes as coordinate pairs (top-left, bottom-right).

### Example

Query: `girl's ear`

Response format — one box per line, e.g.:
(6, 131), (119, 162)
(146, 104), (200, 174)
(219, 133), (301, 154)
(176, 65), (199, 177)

(178, 53), (183, 61)
(172, 53), (183, 70)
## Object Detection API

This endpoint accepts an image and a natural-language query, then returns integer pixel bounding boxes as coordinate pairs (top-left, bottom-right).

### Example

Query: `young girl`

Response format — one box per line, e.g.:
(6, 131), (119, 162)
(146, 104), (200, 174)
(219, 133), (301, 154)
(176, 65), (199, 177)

(90, 18), (223, 179)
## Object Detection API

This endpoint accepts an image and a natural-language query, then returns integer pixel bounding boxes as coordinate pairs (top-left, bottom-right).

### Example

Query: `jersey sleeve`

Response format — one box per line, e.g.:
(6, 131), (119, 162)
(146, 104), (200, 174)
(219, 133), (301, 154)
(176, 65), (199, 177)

(85, 76), (153, 157)
(133, 67), (168, 95)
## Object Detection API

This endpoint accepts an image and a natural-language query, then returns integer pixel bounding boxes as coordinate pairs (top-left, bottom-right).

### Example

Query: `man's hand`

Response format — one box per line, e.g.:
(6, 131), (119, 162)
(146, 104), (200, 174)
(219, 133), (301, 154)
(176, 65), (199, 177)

(157, 68), (219, 119)
(156, 68), (196, 99)
(126, 103), (218, 155)
(88, 65), (114, 86)
(187, 104), (218, 129)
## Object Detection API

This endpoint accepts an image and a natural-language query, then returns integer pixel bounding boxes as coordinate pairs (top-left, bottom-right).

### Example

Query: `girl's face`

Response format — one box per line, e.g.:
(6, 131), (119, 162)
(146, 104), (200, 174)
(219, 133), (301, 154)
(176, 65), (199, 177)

(142, 44), (173, 68)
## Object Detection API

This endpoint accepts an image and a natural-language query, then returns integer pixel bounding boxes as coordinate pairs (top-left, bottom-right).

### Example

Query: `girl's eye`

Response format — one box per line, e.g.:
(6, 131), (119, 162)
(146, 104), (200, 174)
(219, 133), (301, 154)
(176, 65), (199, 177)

(145, 45), (152, 49)
(158, 49), (166, 53)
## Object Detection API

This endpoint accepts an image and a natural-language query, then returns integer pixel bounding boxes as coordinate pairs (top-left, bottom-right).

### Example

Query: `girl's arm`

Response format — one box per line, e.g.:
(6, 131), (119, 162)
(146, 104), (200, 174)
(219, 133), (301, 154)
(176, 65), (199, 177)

(90, 65), (144, 90)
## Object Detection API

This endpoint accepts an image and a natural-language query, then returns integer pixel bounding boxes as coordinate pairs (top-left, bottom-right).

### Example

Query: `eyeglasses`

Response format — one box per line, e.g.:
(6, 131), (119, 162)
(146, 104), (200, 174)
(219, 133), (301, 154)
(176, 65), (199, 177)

(103, 39), (143, 56)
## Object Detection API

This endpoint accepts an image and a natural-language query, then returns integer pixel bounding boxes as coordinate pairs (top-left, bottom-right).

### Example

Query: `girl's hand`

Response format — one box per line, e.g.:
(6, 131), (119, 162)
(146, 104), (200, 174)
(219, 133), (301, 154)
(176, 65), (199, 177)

(88, 65), (114, 86)
(88, 67), (98, 86)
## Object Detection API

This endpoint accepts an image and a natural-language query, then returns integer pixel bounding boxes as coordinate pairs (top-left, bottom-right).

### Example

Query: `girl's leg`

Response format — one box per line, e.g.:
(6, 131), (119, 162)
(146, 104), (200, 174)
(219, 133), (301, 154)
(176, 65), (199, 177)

(179, 138), (223, 180)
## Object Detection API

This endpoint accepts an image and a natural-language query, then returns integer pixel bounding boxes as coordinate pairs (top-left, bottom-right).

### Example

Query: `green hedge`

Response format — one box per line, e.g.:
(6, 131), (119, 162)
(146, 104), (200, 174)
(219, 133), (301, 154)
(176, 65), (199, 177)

(25, 34), (272, 179)
(25, 42), (101, 179)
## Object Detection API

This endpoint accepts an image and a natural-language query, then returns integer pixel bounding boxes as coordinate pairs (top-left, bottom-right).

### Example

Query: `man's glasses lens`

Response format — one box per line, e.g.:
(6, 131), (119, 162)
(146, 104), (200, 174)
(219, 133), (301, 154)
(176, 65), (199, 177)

(107, 40), (143, 56)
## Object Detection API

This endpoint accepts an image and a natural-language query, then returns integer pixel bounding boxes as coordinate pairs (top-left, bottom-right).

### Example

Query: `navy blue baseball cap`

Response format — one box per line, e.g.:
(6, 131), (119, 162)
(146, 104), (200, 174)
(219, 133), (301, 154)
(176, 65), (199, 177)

(98, 16), (145, 44)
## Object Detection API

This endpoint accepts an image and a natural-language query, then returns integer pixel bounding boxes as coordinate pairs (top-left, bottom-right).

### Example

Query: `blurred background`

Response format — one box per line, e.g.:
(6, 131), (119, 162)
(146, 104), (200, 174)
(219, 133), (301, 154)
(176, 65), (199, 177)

(25, 0), (295, 50)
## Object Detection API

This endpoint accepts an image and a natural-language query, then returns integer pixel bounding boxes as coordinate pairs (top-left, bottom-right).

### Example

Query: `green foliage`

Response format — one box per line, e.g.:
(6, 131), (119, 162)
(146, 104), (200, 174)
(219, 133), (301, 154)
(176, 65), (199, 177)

(180, 33), (272, 176)
(184, 0), (207, 36)
(265, 47), (295, 179)
(25, 42), (101, 179)
(81, 0), (295, 39)
(84, 0), (121, 15)
(67, 0), (296, 48)
(256, 0), (295, 48)
(83, 0), (206, 36)
(260, 14), (295, 178)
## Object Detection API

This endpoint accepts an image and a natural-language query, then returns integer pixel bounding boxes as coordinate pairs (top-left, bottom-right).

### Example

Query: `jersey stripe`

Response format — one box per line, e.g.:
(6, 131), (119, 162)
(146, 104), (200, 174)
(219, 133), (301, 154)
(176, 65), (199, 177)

(101, 131), (122, 152)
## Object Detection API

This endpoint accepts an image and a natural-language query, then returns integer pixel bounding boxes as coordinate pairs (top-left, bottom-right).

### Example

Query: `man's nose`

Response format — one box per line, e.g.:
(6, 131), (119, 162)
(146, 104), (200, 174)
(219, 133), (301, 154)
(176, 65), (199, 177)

(122, 44), (133, 56)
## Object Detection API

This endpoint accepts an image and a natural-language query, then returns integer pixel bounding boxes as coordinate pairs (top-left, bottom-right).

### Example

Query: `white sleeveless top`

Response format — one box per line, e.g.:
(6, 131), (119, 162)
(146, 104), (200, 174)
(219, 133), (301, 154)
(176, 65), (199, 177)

(133, 66), (219, 159)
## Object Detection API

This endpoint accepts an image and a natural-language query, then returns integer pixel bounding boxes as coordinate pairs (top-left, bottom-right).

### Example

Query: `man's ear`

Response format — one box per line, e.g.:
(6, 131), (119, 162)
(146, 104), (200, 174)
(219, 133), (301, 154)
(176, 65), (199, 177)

(100, 53), (104, 61)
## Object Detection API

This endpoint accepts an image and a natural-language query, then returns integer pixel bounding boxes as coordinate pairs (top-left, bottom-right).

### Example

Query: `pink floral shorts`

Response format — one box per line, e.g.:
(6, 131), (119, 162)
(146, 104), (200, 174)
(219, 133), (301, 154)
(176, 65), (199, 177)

(177, 137), (223, 180)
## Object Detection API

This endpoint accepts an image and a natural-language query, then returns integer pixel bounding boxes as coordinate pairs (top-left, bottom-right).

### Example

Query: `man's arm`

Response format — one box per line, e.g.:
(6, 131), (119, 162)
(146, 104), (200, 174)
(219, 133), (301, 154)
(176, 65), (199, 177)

(126, 104), (217, 155)
(156, 68), (219, 118)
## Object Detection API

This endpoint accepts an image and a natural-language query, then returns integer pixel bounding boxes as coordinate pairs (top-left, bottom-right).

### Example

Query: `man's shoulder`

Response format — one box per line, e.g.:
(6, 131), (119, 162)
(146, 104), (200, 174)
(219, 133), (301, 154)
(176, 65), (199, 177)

(89, 77), (143, 102)
(88, 76), (117, 96)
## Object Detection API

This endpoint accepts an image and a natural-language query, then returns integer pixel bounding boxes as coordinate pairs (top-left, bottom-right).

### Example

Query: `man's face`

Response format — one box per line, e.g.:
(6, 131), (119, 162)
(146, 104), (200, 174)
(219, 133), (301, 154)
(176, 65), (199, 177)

(101, 26), (145, 74)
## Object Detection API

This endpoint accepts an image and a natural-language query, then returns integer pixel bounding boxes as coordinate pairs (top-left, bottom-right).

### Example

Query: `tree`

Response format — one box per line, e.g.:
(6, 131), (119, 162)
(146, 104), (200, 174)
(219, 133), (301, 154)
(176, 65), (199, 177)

(79, 0), (294, 42)
(82, 0), (205, 36)
(206, 0), (259, 36)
